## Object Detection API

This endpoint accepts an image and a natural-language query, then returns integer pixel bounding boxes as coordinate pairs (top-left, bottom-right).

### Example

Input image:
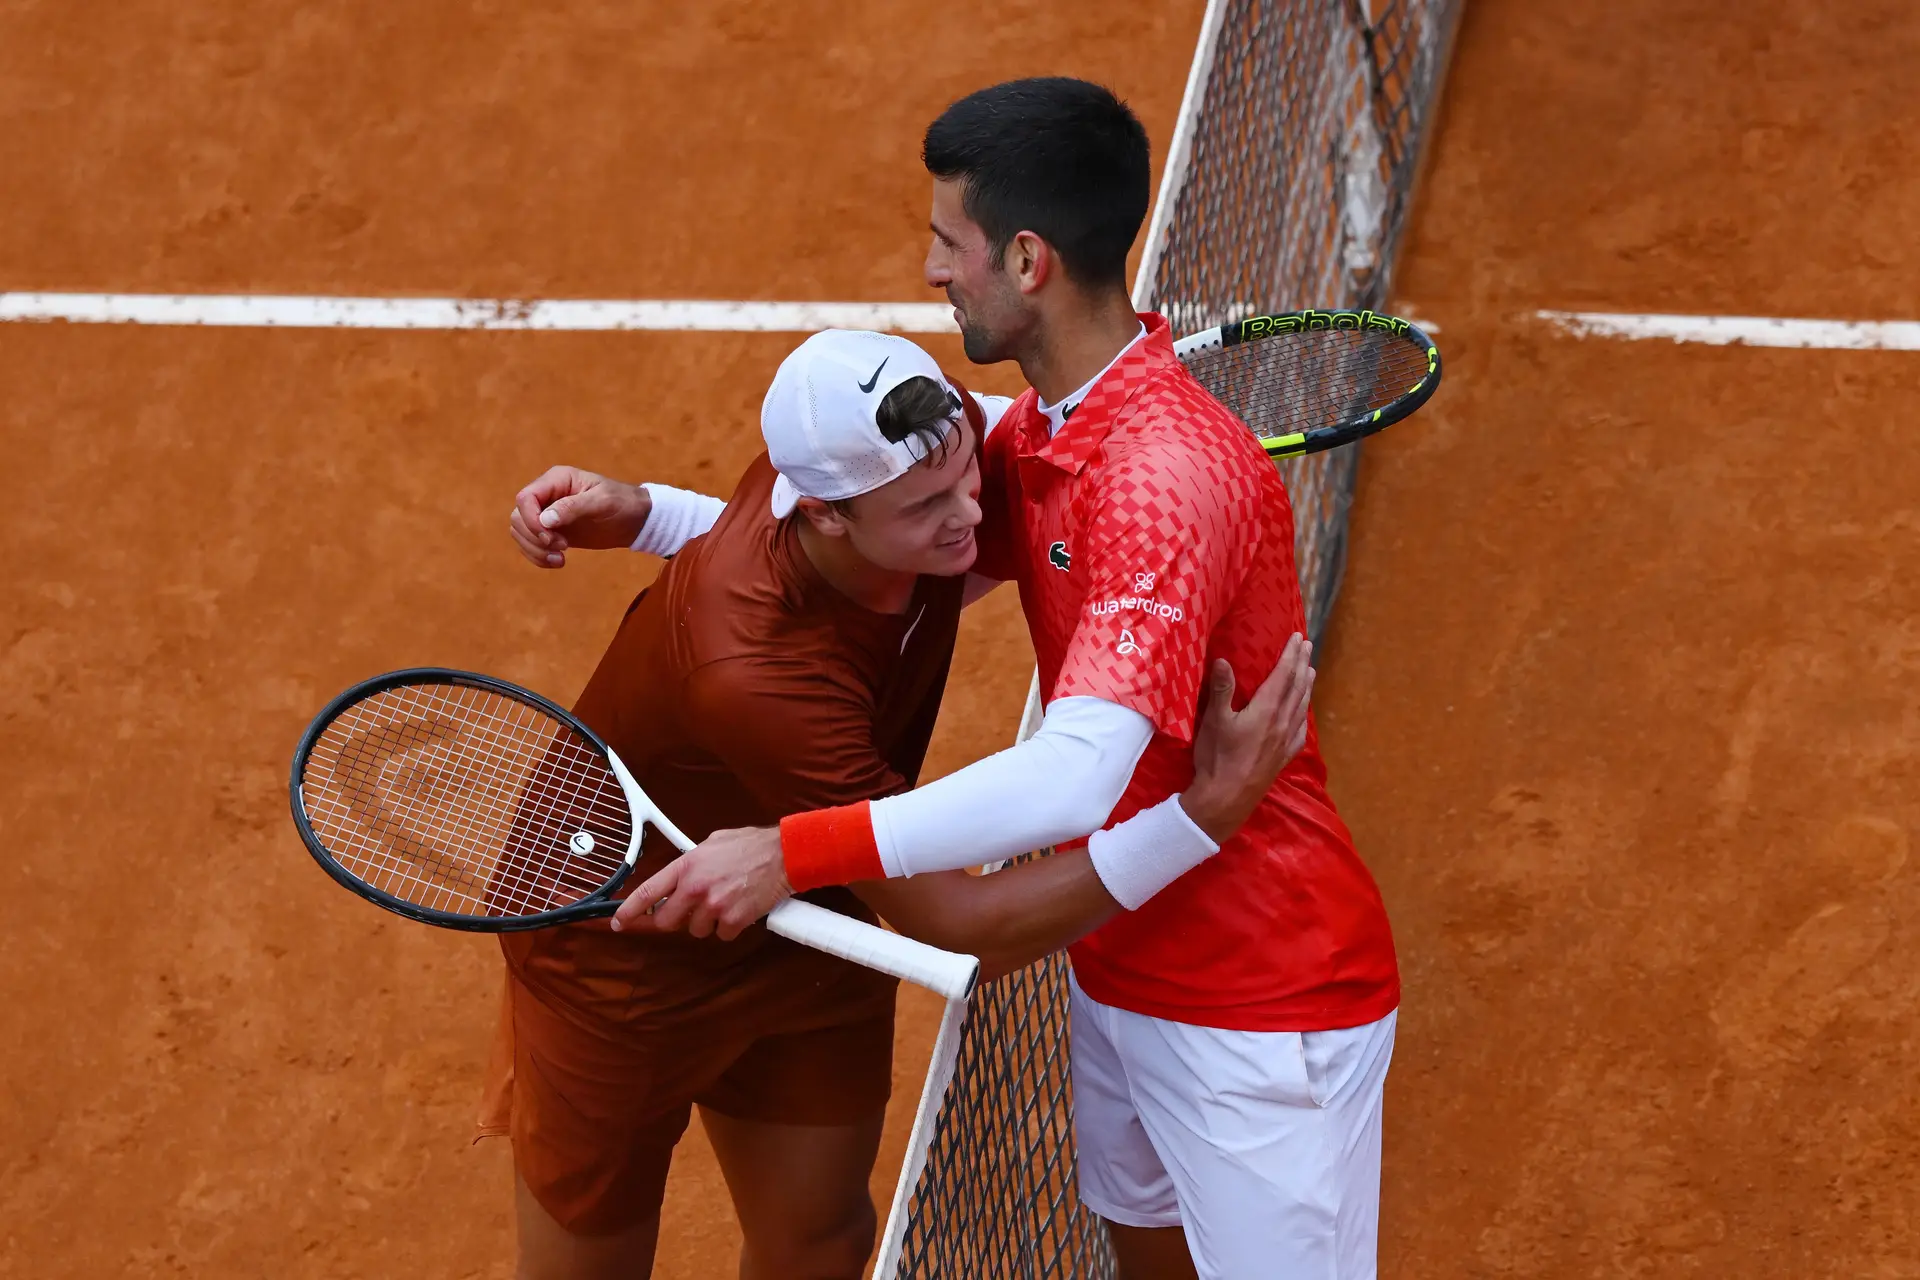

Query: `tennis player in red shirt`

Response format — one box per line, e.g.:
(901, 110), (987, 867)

(630, 79), (1402, 1280)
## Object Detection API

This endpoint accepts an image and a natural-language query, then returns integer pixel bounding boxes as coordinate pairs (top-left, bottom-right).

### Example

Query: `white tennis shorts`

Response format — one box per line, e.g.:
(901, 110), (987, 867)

(1069, 974), (1397, 1280)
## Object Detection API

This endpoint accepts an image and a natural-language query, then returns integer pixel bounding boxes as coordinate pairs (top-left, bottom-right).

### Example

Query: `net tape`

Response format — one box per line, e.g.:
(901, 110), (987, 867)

(882, 2), (1459, 1274)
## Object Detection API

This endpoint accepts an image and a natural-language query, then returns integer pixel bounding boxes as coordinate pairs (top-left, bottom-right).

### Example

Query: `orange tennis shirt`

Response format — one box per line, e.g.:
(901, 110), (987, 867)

(971, 312), (1401, 1032)
(498, 451), (966, 1032)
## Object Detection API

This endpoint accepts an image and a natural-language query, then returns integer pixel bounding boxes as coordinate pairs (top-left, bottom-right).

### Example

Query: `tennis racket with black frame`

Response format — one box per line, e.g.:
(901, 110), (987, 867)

(288, 667), (978, 999)
(1173, 307), (1441, 458)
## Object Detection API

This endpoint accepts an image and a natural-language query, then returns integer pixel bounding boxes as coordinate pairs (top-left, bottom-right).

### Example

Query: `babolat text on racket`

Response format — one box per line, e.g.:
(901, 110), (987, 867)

(288, 667), (977, 999)
(1173, 308), (1441, 458)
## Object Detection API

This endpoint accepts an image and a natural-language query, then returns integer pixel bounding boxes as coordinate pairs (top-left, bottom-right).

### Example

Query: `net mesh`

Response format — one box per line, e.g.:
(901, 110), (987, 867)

(881, 3), (1460, 1274)
(1151, 0), (1460, 643)
(299, 680), (632, 919)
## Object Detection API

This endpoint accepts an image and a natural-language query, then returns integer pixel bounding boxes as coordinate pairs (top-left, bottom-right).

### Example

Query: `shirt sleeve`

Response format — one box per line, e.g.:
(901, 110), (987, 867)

(866, 695), (1152, 877)
(631, 483), (726, 558)
(679, 656), (907, 816)
(1051, 441), (1263, 743)
(782, 694), (1224, 898)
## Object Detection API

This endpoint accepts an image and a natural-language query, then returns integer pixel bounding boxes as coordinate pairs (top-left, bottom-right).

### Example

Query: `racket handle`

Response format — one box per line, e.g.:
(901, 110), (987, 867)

(605, 751), (977, 998)
(767, 898), (979, 1002)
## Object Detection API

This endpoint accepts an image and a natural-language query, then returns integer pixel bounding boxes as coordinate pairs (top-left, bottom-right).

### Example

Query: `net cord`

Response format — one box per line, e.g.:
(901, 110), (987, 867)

(871, 993), (973, 1279)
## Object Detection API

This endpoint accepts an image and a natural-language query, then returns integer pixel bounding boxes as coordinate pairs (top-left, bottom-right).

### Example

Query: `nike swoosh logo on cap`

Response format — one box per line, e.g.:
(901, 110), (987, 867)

(858, 357), (889, 394)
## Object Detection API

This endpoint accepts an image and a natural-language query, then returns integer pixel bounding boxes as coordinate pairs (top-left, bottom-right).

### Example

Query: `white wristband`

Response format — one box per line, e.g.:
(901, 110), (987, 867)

(631, 484), (726, 557)
(1087, 794), (1220, 911)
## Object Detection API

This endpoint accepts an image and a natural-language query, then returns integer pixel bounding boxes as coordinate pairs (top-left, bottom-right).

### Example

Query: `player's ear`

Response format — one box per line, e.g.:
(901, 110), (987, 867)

(794, 496), (853, 538)
(1008, 230), (1051, 295)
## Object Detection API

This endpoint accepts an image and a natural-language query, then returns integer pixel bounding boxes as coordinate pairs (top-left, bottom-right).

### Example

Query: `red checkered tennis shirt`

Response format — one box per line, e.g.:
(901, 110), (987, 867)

(973, 313), (1400, 1031)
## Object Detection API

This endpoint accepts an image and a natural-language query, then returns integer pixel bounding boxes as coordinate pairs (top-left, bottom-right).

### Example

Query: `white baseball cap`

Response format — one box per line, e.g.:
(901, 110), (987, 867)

(763, 330), (962, 518)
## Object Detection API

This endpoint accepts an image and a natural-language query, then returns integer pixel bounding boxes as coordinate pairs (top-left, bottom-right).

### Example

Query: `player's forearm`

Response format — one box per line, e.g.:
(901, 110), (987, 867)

(781, 697), (1152, 888)
(853, 854), (1121, 983)
(964, 854), (1119, 983)
(853, 790), (1218, 977)
(629, 483), (725, 557)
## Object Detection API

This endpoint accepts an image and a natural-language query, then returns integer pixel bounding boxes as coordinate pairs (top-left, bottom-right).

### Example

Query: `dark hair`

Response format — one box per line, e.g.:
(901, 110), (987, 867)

(828, 376), (962, 516)
(923, 77), (1150, 289)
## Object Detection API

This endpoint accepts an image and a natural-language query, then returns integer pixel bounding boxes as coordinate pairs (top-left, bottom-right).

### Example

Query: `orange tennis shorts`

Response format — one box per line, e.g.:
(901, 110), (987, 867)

(476, 967), (895, 1236)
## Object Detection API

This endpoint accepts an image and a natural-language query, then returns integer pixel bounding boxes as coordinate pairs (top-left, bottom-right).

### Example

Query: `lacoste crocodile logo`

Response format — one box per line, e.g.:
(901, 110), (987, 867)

(1048, 541), (1071, 571)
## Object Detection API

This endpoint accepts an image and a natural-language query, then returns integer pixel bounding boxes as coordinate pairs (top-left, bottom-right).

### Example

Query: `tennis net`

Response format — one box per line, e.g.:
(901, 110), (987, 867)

(875, 3), (1462, 1274)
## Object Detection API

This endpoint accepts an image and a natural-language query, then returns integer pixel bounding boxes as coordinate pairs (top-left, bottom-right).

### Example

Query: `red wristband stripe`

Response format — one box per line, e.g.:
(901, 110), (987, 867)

(779, 802), (885, 891)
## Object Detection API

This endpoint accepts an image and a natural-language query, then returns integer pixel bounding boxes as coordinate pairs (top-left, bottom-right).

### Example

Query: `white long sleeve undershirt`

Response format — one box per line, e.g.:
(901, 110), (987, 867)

(872, 696), (1151, 877)
(630, 483), (726, 557)
(868, 695), (1221, 908)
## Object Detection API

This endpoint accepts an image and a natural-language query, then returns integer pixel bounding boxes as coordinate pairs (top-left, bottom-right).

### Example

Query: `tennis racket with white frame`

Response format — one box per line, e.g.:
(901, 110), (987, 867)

(288, 667), (978, 1000)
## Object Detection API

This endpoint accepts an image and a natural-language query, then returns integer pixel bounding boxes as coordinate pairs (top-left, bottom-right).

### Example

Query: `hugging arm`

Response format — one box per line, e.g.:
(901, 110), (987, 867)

(850, 644), (1314, 980)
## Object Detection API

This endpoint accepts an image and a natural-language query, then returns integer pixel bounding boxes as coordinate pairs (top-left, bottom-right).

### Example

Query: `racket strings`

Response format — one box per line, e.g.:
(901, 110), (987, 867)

(347, 684), (630, 913)
(310, 694), (623, 916)
(316, 693), (575, 885)
(1186, 330), (1432, 440)
(300, 682), (634, 918)
(339, 686), (606, 861)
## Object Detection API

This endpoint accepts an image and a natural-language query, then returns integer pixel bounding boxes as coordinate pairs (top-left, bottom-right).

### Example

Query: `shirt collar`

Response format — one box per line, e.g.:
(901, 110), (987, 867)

(1036, 321), (1148, 436)
(1017, 313), (1176, 476)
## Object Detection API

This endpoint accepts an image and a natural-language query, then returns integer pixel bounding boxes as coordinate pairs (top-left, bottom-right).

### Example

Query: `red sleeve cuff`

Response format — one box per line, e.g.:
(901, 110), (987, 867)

(779, 802), (886, 891)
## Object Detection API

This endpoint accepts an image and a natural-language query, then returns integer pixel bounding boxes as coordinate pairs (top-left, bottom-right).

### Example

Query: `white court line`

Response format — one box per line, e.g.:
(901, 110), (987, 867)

(1396, 310), (1441, 334)
(1539, 310), (1920, 351)
(0, 289), (1451, 340)
(0, 292), (959, 333)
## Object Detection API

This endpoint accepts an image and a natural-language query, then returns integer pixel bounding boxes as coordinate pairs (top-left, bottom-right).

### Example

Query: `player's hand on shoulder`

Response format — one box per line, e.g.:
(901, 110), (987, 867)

(509, 465), (652, 567)
(1180, 634), (1315, 844)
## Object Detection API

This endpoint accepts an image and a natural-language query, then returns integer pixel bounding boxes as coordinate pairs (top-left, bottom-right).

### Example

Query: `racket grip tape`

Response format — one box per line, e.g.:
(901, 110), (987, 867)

(766, 898), (979, 1001)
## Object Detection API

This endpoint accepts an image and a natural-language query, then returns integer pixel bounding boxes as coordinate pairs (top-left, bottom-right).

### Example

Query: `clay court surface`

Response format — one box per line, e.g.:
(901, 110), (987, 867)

(2, 1), (1916, 1275)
